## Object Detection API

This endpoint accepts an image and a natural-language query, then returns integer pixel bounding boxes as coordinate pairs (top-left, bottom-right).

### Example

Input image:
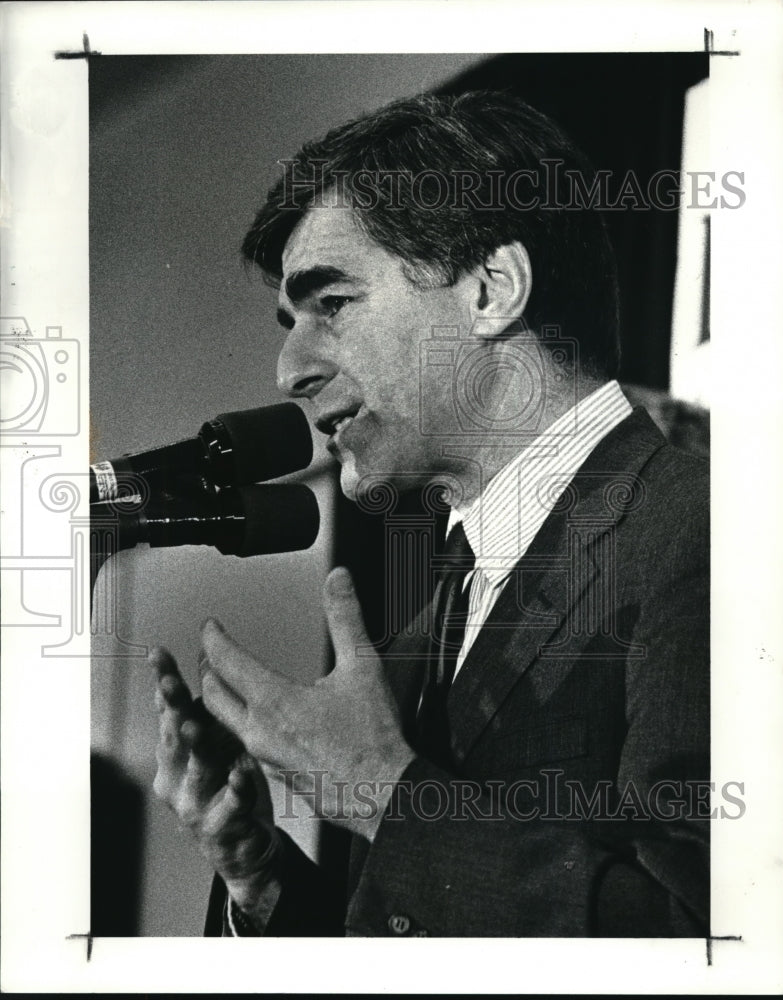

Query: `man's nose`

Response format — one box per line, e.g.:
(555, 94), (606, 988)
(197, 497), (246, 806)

(276, 325), (337, 400)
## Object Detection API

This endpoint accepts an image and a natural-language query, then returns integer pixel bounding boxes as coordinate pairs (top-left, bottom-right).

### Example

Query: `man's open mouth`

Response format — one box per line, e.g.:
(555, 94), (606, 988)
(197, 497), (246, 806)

(316, 405), (362, 439)
(332, 414), (355, 434)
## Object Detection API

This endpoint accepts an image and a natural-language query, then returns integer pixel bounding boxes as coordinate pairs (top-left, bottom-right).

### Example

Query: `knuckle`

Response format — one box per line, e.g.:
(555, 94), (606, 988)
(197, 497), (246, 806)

(177, 798), (200, 828)
(161, 728), (179, 750)
(202, 811), (228, 840)
(175, 786), (209, 829)
(152, 771), (172, 803)
(155, 742), (177, 767)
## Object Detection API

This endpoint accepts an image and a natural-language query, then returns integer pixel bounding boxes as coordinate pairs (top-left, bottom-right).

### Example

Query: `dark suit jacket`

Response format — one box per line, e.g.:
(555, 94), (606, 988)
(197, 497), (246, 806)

(206, 407), (710, 937)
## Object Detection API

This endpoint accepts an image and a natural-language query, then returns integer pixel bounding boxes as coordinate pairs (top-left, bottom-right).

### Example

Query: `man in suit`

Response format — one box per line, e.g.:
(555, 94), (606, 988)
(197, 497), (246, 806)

(150, 91), (709, 936)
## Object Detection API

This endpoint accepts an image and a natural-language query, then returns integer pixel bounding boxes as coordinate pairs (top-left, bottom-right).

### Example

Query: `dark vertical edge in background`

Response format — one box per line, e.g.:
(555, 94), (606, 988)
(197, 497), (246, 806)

(90, 753), (146, 935)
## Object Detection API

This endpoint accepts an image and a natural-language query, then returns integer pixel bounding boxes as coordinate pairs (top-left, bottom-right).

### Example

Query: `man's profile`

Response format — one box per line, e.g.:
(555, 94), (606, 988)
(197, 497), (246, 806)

(149, 90), (709, 937)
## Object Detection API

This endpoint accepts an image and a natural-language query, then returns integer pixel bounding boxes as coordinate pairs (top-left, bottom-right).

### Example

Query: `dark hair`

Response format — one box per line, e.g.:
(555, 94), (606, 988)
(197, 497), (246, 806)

(242, 90), (620, 378)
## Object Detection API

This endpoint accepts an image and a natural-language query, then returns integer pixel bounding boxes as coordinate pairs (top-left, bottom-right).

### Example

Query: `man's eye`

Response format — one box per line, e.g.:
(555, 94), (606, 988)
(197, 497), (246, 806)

(319, 295), (351, 318)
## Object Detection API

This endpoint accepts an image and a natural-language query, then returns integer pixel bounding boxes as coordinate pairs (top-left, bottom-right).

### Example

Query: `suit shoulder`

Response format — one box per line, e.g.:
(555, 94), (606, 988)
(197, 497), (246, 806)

(618, 442), (709, 577)
(638, 441), (709, 520)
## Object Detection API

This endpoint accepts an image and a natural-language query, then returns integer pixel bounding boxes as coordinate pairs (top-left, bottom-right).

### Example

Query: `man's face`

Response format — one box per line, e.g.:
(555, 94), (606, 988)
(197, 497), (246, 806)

(276, 203), (473, 501)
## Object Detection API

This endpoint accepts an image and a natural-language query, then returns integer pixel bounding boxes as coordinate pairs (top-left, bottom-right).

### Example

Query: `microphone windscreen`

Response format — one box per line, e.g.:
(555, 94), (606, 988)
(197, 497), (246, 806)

(235, 484), (320, 557)
(216, 403), (312, 484)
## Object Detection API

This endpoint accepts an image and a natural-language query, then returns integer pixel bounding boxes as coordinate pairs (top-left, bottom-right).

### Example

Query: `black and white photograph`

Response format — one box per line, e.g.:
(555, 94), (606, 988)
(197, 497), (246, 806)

(1, 1), (782, 993)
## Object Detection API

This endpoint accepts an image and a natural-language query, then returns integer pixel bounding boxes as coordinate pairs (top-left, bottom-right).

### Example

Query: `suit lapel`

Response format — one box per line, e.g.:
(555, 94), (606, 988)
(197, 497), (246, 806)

(446, 407), (667, 764)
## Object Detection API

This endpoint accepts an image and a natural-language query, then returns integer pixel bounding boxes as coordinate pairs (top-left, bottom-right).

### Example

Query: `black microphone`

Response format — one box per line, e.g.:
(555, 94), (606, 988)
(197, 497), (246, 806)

(89, 403), (312, 504)
(100, 483), (319, 558)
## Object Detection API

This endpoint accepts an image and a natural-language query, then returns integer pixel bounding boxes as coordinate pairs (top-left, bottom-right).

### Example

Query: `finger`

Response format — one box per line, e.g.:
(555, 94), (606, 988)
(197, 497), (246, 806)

(157, 677), (194, 761)
(181, 722), (233, 806)
(150, 658), (192, 794)
(226, 764), (257, 812)
(180, 717), (205, 752)
(201, 619), (292, 702)
(238, 754), (275, 818)
(202, 774), (258, 840)
(149, 646), (193, 713)
(159, 671), (193, 711)
(195, 655), (246, 766)
(158, 705), (191, 764)
(182, 709), (244, 770)
(155, 719), (190, 786)
(202, 666), (248, 740)
(183, 741), (227, 803)
(149, 645), (180, 681)
(324, 567), (371, 667)
(207, 764), (270, 836)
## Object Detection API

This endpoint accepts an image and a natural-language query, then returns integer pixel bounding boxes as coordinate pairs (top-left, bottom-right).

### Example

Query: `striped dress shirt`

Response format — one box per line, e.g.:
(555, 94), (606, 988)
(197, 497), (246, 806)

(446, 379), (632, 676)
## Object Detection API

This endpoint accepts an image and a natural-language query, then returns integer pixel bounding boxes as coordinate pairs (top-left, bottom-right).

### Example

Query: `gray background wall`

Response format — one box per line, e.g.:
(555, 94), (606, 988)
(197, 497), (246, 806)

(89, 53), (485, 936)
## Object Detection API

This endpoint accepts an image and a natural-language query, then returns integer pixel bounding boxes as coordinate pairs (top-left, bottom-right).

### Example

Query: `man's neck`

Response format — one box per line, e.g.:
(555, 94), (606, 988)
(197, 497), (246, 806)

(447, 374), (607, 518)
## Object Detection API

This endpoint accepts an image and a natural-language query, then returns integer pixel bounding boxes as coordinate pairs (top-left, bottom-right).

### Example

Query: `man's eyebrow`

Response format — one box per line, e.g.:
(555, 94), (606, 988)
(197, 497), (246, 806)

(283, 266), (357, 306)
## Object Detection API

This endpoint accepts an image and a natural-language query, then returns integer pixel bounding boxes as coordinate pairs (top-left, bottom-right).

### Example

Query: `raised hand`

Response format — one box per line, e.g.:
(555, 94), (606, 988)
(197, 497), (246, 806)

(199, 567), (416, 840)
(150, 646), (281, 910)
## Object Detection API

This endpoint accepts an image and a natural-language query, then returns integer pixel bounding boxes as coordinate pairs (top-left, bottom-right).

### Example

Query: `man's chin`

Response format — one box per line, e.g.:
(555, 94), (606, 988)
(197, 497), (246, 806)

(337, 459), (399, 508)
(337, 456), (361, 502)
(335, 446), (439, 506)
(339, 474), (359, 503)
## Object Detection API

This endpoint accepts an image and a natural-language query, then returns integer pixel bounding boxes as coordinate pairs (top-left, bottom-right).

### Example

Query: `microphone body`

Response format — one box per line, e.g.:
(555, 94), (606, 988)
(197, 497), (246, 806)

(105, 484), (320, 558)
(90, 403), (312, 503)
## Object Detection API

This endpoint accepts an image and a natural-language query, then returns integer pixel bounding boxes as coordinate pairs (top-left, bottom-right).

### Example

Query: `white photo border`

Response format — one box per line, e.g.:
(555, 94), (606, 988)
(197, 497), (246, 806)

(1, 0), (782, 993)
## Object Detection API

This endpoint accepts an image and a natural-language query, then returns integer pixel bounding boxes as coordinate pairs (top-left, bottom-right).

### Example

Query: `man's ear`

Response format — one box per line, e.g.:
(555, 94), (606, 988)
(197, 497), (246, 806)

(468, 242), (533, 339)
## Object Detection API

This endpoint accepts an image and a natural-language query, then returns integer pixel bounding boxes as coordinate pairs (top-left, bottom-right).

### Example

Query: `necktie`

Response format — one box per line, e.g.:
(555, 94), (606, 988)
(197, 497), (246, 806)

(415, 521), (475, 767)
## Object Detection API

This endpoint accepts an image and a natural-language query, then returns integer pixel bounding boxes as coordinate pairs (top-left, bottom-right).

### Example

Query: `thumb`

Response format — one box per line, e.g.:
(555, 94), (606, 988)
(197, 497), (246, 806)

(324, 567), (371, 669)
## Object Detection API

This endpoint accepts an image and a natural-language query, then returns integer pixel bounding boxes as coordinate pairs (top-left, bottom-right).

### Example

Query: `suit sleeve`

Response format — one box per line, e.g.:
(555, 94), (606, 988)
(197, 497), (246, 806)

(204, 829), (347, 936)
(344, 556), (709, 936)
